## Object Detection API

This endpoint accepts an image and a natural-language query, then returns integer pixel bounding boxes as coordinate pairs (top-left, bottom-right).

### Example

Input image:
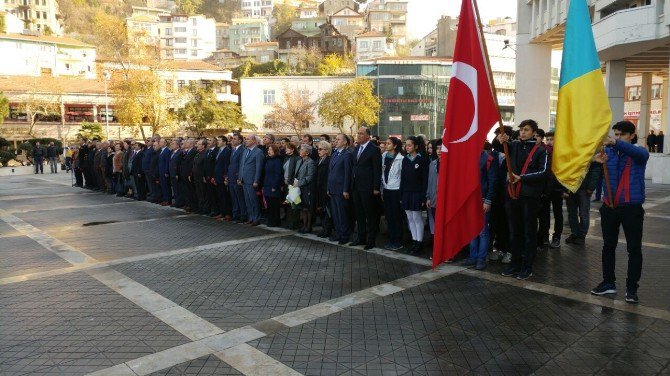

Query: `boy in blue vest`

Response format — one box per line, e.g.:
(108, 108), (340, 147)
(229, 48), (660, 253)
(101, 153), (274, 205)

(591, 121), (649, 304)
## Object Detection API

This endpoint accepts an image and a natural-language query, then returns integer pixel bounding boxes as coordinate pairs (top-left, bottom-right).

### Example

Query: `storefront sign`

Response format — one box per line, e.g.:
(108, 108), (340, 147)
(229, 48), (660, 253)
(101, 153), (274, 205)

(389, 115), (402, 121)
(410, 114), (430, 121)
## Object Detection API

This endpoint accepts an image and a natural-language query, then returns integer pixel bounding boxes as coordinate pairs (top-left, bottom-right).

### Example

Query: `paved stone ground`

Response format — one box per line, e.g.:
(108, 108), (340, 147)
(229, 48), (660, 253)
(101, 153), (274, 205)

(1, 172), (670, 376)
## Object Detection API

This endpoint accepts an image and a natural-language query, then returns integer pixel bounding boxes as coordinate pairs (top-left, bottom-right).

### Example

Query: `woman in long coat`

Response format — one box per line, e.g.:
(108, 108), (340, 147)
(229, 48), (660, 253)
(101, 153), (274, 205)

(293, 144), (315, 233)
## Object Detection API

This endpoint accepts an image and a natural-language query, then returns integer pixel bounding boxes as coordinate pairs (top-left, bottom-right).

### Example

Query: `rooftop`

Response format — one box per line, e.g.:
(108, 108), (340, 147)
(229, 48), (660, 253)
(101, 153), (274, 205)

(0, 33), (94, 48)
(0, 75), (105, 94)
(244, 41), (279, 48)
(162, 60), (225, 71)
(356, 31), (385, 38)
(358, 56), (453, 65)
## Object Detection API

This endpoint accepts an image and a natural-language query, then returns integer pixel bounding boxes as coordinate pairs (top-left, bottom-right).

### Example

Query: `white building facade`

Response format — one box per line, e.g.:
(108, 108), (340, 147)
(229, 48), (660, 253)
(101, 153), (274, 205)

(240, 76), (353, 134)
(0, 0), (62, 35)
(0, 33), (96, 78)
(159, 14), (217, 60)
(355, 31), (393, 61)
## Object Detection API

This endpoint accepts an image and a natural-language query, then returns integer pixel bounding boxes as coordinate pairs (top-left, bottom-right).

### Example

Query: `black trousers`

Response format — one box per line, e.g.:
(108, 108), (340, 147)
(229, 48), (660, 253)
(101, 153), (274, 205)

(216, 183), (232, 216)
(171, 176), (184, 206)
(134, 174), (147, 200)
(74, 168), (83, 186)
(182, 178), (197, 209)
(600, 204), (644, 290)
(266, 196), (281, 226)
(206, 181), (218, 215)
(537, 195), (551, 243)
(490, 189), (509, 252)
(383, 189), (403, 245)
(194, 179), (207, 214)
(353, 189), (379, 245)
(506, 196), (540, 270)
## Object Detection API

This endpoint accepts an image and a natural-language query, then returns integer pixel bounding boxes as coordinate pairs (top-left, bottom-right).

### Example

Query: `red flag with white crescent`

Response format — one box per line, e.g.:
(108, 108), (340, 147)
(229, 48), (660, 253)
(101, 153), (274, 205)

(432, 0), (500, 267)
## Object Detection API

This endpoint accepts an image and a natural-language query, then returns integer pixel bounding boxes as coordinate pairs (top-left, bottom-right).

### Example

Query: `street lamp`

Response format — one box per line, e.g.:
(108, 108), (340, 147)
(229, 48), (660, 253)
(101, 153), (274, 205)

(103, 70), (111, 140)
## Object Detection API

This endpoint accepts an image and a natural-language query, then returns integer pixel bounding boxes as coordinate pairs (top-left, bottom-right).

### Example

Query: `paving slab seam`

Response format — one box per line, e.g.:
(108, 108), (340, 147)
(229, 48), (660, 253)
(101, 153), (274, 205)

(0, 233), (292, 286)
(86, 264), (464, 376)
(461, 268), (670, 321)
(5, 200), (136, 214)
(0, 191), (97, 201)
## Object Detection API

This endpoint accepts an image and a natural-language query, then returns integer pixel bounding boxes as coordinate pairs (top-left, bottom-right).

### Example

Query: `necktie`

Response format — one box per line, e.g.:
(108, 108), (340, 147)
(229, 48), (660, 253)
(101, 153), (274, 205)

(245, 149), (250, 160)
(357, 146), (364, 160)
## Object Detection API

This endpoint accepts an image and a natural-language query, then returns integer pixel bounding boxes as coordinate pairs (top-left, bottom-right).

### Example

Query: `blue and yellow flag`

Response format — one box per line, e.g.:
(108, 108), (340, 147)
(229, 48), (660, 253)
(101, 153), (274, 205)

(553, 0), (612, 192)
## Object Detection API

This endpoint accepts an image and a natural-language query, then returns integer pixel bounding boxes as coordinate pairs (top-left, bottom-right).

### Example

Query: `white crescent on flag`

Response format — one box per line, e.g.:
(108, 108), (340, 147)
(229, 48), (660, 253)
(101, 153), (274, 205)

(448, 62), (478, 144)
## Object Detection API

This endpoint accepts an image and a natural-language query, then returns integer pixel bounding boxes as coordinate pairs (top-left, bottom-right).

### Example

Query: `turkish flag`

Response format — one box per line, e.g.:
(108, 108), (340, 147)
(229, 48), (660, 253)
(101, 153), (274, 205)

(432, 0), (500, 267)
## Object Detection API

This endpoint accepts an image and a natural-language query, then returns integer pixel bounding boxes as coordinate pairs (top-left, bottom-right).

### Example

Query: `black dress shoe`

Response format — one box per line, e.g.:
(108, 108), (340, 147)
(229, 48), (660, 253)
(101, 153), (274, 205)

(349, 240), (364, 247)
(338, 239), (348, 245)
(364, 244), (375, 250)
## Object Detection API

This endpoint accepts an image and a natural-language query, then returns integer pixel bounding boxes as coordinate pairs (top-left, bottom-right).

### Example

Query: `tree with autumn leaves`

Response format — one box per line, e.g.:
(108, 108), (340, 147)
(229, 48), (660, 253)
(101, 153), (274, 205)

(178, 84), (251, 137)
(318, 78), (380, 135)
(264, 88), (316, 136)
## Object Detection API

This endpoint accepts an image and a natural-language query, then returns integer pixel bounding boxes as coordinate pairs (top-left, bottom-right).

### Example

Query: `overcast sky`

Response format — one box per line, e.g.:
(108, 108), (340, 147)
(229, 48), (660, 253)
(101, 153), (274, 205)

(406, 0), (518, 40)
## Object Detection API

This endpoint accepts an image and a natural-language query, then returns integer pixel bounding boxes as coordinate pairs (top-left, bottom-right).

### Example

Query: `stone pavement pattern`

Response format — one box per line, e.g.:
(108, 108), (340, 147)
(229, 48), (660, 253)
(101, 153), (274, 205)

(1, 173), (670, 375)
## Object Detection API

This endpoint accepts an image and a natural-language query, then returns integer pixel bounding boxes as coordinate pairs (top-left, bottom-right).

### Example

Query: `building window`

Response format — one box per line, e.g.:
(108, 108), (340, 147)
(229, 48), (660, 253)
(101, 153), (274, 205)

(373, 40), (382, 50)
(192, 29), (197, 36)
(286, 40), (290, 48)
(175, 37), (186, 43)
(652, 84), (663, 99)
(165, 28), (172, 36)
(65, 63), (70, 70)
(192, 18), (197, 26)
(191, 39), (198, 47)
(165, 38), (174, 46)
(263, 89), (275, 105)
(627, 86), (641, 101)
(177, 80), (186, 89)
(191, 50), (197, 57)
(360, 41), (368, 49)
(175, 27), (187, 32)
(260, 55), (269, 63)
(176, 48), (187, 54)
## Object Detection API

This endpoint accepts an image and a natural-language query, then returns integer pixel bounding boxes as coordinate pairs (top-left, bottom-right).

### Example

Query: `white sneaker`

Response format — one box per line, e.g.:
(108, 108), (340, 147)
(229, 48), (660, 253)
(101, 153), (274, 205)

(489, 251), (502, 261)
(501, 252), (512, 264)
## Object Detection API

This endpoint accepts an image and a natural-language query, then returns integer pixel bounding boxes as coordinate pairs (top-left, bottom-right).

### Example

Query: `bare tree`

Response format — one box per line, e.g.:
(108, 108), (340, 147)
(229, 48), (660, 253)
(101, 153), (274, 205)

(264, 87), (316, 135)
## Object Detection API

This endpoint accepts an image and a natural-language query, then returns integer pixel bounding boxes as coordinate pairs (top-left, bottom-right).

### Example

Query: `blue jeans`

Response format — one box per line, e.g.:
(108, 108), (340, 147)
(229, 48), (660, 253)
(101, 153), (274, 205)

(469, 211), (491, 261)
(566, 189), (591, 238)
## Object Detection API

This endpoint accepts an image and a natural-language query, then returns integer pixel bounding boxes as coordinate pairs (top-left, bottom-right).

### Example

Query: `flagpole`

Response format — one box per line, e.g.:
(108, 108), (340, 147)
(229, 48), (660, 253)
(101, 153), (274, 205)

(600, 147), (615, 208)
(471, 0), (517, 198)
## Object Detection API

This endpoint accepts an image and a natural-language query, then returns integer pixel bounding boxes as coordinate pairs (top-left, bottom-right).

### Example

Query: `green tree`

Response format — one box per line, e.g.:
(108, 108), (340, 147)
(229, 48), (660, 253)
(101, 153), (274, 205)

(178, 85), (250, 136)
(264, 87), (315, 135)
(201, 0), (241, 23)
(0, 13), (6, 33)
(76, 122), (103, 140)
(175, 0), (203, 15)
(0, 92), (9, 125)
(271, 1), (297, 38)
(318, 78), (380, 135)
(232, 59), (288, 78)
(316, 54), (354, 76)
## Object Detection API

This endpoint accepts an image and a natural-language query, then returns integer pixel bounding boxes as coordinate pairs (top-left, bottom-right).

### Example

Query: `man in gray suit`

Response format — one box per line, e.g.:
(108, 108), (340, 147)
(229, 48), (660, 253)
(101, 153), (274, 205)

(238, 134), (264, 226)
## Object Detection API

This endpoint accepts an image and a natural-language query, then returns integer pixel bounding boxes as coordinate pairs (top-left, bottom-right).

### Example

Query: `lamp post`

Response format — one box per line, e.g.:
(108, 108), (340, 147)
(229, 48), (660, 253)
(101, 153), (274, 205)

(103, 70), (111, 140)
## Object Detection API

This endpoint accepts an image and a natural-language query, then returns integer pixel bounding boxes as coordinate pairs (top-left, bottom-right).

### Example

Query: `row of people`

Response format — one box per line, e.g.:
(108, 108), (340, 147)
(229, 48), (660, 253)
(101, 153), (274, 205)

(69, 120), (648, 303)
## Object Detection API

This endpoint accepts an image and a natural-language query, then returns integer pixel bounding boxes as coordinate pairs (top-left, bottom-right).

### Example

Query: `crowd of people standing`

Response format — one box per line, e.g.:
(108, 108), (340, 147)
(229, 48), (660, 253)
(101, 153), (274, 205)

(66, 119), (649, 304)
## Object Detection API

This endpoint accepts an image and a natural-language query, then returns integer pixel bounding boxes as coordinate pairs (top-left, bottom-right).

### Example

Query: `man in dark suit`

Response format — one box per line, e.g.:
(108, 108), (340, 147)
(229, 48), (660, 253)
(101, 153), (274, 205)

(213, 136), (233, 221)
(351, 127), (382, 250)
(228, 133), (247, 223)
(148, 141), (161, 203)
(328, 133), (354, 245)
(158, 138), (172, 206)
(192, 139), (208, 215)
(204, 136), (219, 217)
(86, 140), (97, 189)
(169, 139), (184, 208)
(180, 139), (198, 211)
(238, 134), (265, 226)
(142, 138), (154, 198)
(78, 140), (88, 187)
(130, 142), (146, 200)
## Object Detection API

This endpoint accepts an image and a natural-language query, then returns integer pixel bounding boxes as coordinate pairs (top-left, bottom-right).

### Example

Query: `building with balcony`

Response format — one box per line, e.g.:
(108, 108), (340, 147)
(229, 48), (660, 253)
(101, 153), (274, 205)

(318, 0), (359, 17)
(126, 7), (170, 48)
(330, 6), (364, 42)
(277, 20), (350, 55)
(241, 0), (273, 18)
(242, 41), (278, 63)
(516, 0), (669, 149)
(0, 0), (62, 35)
(355, 31), (394, 62)
(364, 0), (407, 45)
(239, 75), (353, 134)
(0, 32), (96, 78)
(158, 13), (217, 61)
(228, 17), (270, 54)
(357, 57), (452, 139)
(215, 22), (230, 50)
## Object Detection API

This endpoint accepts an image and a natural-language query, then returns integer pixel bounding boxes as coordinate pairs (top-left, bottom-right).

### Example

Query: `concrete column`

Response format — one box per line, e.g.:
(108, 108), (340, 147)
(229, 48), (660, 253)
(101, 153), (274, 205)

(663, 75), (670, 152)
(638, 73), (652, 147)
(605, 60), (626, 126)
(515, 0), (553, 129)
(92, 105), (98, 123)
